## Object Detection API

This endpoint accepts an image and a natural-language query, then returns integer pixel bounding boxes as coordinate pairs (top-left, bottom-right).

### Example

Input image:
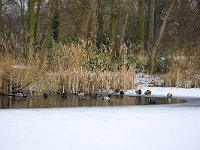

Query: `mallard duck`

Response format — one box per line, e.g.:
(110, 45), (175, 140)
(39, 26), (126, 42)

(148, 98), (156, 104)
(119, 90), (124, 95)
(145, 90), (151, 96)
(103, 94), (111, 101)
(114, 89), (120, 93)
(135, 89), (142, 95)
(43, 91), (49, 99)
(61, 92), (68, 99)
(78, 91), (85, 97)
(10, 92), (27, 98)
(91, 94), (102, 100)
(167, 93), (172, 98)
(14, 93), (24, 97)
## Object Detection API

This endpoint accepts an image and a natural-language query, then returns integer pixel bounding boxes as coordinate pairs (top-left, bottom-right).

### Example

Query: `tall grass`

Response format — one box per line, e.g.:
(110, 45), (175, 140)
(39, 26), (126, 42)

(163, 48), (200, 88)
(0, 38), (135, 95)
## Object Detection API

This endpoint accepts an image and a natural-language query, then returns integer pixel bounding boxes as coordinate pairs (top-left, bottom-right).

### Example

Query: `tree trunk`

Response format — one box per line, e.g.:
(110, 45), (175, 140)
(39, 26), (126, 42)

(76, 0), (91, 40)
(86, 0), (98, 43)
(150, 0), (176, 74)
(0, 0), (3, 33)
(119, 12), (129, 54)
(197, 0), (200, 43)
(148, 0), (155, 53)
(20, 0), (25, 37)
(51, 0), (60, 41)
(28, 0), (35, 43)
(138, 0), (145, 53)
(34, 0), (42, 40)
(41, 0), (53, 46)
(110, 0), (117, 58)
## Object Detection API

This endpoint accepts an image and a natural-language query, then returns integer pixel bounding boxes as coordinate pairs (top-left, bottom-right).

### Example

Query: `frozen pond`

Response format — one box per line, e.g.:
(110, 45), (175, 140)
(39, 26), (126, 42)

(0, 88), (200, 150)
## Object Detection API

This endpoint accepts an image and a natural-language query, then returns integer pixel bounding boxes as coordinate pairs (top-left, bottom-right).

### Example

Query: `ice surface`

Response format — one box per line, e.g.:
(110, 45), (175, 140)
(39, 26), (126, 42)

(0, 106), (200, 150)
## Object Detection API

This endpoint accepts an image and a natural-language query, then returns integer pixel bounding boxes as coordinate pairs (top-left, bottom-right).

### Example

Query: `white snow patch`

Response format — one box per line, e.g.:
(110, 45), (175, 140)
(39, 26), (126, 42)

(126, 86), (200, 98)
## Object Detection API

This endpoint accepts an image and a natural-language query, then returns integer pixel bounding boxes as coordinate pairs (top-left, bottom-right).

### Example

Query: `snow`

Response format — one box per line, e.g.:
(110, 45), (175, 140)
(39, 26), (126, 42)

(1, 86), (200, 150)
(0, 106), (200, 150)
(126, 86), (200, 98)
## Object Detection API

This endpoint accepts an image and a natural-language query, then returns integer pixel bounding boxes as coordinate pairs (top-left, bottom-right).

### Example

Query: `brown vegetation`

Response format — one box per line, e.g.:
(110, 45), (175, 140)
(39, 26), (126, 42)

(0, 39), (135, 95)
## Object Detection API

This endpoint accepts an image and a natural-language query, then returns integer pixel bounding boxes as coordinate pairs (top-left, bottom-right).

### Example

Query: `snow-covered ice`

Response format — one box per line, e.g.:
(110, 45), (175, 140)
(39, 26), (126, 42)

(1, 87), (200, 150)
(0, 107), (200, 150)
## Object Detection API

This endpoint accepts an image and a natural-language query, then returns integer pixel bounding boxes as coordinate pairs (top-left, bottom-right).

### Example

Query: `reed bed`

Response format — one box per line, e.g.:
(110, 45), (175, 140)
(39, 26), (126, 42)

(163, 48), (200, 88)
(0, 39), (135, 95)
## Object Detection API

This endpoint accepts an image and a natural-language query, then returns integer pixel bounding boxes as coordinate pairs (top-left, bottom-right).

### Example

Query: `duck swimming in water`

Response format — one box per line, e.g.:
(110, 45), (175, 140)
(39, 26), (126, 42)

(148, 98), (156, 105)
(61, 92), (68, 99)
(8, 92), (27, 100)
(43, 91), (49, 99)
(8, 92), (27, 97)
(78, 91), (85, 97)
(77, 91), (86, 100)
(91, 93), (102, 100)
(103, 94), (111, 101)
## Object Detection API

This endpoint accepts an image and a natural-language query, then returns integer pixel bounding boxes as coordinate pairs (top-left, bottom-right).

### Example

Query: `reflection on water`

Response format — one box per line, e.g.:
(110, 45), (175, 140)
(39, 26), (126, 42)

(0, 94), (185, 109)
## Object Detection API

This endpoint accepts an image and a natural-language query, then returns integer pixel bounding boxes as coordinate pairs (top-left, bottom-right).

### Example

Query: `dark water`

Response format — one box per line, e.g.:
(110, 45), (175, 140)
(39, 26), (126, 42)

(0, 94), (185, 109)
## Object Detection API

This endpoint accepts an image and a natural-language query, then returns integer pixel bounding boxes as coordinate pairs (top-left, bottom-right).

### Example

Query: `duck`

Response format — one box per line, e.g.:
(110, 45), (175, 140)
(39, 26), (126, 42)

(14, 92), (25, 97)
(145, 90), (151, 96)
(103, 94), (111, 101)
(77, 91), (86, 100)
(61, 92), (68, 99)
(114, 89), (120, 93)
(167, 93), (172, 98)
(148, 98), (156, 105)
(91, 93), (101, 100)
(43, 91), (49, 99)
(78, 91), (85, 97)
(8, 92), (26, 97)
(119, 90), (124, 95)
(135, 89), (142, 95)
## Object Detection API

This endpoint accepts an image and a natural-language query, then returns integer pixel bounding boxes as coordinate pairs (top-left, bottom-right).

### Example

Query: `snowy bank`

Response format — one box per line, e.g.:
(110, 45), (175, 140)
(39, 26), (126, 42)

(126, 87), (200, 98)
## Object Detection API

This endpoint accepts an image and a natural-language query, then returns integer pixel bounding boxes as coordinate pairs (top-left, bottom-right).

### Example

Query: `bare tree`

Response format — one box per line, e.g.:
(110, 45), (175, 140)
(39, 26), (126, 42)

(138, 0), (145, 52)
(28, 0), (35, 43)
(0, 0), (2, 33)
(34, 0), (42, 40)
(148, 0), (155, 53)
(110, 0), (117, 58)
(150, 0), (176, 74)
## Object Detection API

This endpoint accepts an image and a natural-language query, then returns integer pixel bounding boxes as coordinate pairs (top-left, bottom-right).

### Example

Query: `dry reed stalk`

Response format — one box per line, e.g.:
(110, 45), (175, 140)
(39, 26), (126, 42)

(0, 37), (136, 94)
(163, 48), (200, 88)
